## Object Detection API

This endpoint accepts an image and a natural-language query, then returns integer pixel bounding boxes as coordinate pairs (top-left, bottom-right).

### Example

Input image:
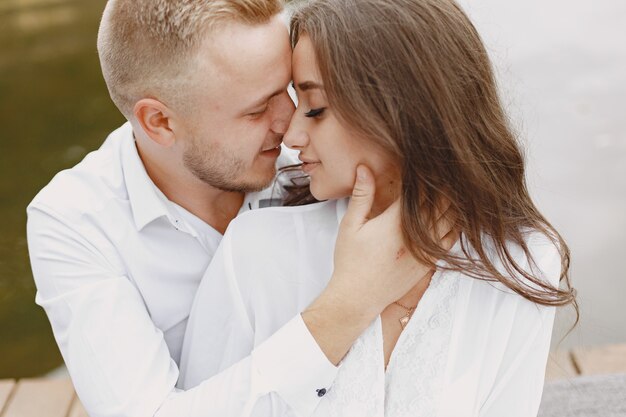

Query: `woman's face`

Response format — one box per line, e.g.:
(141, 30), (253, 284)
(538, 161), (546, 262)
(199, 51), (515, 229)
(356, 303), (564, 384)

(284, 35), (397, 201)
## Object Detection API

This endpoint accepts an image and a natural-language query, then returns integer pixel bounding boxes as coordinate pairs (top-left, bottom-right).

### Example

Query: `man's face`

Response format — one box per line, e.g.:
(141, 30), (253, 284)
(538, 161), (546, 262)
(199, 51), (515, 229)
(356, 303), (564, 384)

(179, 16), (294, 193)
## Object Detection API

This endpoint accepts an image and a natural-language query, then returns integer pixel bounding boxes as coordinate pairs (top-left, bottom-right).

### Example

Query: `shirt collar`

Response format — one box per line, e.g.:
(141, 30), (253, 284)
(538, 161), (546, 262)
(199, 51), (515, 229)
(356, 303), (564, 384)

(119, 121), (292, 231)
(119, 122), (174, 231)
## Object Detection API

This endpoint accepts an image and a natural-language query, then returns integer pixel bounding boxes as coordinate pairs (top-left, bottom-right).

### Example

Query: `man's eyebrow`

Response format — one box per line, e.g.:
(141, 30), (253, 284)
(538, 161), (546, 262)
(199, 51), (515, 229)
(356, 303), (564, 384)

(247, 87), (285, 110)
(292, 81), (324, 91)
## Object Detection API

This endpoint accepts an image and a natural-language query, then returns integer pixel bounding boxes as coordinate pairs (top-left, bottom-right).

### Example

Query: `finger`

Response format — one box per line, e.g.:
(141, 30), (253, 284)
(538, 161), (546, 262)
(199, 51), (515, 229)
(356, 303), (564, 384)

(341, 165), (376, 230)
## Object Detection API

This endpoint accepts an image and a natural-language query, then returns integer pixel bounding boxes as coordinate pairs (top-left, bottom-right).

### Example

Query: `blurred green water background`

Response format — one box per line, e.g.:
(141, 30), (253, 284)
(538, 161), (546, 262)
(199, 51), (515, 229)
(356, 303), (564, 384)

(0, 0), (123, 378)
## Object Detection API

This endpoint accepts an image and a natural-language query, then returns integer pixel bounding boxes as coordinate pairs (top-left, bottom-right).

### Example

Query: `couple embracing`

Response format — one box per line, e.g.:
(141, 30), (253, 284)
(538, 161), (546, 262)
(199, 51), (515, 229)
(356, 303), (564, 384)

(27, 0), (576, 416)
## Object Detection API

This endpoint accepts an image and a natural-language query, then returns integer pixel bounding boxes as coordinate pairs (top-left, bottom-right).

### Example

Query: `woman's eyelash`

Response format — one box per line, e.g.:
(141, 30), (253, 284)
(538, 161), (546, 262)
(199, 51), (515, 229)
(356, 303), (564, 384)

(304, 108), (326, 118)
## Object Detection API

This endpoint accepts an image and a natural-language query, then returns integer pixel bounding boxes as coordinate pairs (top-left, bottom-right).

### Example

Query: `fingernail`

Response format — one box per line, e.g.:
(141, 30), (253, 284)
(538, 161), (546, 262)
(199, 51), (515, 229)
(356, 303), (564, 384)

(357, 166), (367, 181)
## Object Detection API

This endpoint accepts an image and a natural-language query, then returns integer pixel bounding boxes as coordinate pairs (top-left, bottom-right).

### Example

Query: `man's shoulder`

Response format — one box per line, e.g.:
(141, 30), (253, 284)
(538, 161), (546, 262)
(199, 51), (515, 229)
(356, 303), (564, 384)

(220, 200), (341, 291)
(234, 199), (338, 227)
(28, 124), (130, 221)
(227, 199), (342, 250)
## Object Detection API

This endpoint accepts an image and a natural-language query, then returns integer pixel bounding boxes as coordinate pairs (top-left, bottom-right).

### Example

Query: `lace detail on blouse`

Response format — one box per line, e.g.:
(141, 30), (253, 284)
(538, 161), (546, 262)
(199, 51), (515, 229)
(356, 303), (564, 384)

(309, 271), (460, 417)
(323, 318), (386, 417)
(385, 270), (460, 416)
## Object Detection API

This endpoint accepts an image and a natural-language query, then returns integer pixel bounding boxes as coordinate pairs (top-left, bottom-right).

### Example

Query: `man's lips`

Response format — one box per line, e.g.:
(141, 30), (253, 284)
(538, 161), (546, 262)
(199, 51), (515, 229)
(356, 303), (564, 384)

(261, 144), (282, 152)
(260, 143), (282, 159)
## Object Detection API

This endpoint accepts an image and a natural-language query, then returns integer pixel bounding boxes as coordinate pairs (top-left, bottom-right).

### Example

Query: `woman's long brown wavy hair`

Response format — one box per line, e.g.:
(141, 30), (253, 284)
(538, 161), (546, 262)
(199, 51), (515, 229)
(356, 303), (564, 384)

(288, 0), (578, 316)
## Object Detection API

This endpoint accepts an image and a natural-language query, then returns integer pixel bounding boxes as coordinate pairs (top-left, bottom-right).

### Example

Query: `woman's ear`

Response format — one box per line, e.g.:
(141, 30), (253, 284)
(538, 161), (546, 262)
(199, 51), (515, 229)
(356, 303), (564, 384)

(133, 98), (177, 148)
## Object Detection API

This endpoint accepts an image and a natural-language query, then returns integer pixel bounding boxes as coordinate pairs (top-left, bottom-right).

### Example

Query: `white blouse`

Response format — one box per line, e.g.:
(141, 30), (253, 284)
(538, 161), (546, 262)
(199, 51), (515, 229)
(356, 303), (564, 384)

(180, 199), (560, 417)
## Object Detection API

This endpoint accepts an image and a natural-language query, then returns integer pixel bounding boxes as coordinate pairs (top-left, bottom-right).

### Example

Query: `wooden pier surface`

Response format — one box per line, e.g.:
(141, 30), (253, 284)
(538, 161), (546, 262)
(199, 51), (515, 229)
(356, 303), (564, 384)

(544, 343), (626, 381)
(1, 343), (625, 417)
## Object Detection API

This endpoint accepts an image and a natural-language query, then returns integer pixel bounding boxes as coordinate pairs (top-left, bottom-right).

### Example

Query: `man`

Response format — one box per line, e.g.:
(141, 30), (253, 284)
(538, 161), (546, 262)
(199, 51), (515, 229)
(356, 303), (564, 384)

(27, 1), (433, 416)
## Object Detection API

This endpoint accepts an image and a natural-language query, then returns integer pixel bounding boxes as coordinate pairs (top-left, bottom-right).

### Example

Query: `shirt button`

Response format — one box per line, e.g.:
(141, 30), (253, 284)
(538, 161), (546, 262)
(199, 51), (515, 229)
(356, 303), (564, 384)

(316, 388), (327, 397)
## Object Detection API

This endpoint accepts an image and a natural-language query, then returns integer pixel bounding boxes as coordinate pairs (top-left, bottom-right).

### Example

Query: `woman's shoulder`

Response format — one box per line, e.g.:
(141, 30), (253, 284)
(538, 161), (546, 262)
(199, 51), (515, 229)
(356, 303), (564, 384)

(501, 229), (563, 287)
(454, 229), (563, 292)
(448, 230), (562, 344)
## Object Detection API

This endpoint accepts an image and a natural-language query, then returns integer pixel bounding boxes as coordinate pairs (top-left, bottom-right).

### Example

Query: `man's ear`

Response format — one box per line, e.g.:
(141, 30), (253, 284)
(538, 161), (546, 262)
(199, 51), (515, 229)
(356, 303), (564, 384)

(133, 98), (177, 147)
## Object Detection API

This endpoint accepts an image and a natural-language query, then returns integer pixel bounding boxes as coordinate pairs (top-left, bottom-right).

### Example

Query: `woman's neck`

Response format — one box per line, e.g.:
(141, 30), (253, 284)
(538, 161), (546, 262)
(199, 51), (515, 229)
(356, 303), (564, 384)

(369, 175), (401, 218)
(367, 173), (434, 306)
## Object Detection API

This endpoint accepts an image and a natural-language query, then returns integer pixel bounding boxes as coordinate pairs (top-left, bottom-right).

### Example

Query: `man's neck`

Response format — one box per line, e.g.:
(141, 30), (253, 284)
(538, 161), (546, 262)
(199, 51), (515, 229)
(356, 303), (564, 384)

(136, 143), (245, 235)
(155, 178), (245, 235)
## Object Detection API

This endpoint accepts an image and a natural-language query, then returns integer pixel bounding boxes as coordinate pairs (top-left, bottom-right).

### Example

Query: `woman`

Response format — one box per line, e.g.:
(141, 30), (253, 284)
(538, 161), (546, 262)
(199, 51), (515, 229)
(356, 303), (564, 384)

(180, 0), (577, 416)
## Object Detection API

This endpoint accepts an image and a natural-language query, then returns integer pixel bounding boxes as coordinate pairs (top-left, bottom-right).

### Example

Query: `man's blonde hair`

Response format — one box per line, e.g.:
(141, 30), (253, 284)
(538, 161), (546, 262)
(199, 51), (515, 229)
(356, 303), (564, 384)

(97, 0), (283, 118)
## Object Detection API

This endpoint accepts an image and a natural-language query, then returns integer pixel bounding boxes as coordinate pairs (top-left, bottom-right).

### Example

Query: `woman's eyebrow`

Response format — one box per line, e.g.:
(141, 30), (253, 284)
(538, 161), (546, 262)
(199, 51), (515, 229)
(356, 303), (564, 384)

(292, 80), (324, 91)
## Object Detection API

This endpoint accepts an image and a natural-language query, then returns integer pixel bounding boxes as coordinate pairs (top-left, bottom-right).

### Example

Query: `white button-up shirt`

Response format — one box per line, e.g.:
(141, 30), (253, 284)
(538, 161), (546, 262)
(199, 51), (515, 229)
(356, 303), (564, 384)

(26, 122), (338, 417)
(181, 199), (560, 417)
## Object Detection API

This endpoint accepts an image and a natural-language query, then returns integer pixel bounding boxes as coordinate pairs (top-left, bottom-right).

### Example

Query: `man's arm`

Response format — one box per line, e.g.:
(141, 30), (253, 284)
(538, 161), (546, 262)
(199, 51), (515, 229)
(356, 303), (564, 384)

(27, 205), (333, 417)
(28, 166), (452, 417)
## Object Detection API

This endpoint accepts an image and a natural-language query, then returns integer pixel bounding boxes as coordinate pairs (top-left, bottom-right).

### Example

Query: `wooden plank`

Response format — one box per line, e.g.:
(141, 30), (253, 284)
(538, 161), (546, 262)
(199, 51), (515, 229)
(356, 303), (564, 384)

(545, 350), (579, 381)
(68, 396), (89, 417)
(0, 380), (16, 415)
(572, 343), (626, 375)
(2, 378), (75, 417)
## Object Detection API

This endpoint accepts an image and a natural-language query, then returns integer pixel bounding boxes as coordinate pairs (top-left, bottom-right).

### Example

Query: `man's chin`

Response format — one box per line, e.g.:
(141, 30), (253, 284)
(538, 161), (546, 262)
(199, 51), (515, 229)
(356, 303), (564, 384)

(214, 170), (276, 194)
(244, 173), (277, 193)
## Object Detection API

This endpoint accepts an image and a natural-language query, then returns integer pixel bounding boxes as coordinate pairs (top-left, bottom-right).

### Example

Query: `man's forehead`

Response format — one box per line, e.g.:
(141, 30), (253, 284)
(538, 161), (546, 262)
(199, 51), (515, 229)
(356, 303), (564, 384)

(200, 18), (291, 79)
(190, 23), (290, 107)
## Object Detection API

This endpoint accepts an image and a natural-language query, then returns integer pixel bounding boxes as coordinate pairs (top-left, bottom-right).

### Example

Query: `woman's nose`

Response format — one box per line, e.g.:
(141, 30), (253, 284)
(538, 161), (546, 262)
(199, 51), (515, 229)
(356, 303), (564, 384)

(283, 112), (309, 150)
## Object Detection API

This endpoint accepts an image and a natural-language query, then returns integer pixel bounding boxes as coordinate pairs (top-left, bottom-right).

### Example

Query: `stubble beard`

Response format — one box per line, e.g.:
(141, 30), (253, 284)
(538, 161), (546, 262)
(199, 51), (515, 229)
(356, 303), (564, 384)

(182, 136), (275, 193)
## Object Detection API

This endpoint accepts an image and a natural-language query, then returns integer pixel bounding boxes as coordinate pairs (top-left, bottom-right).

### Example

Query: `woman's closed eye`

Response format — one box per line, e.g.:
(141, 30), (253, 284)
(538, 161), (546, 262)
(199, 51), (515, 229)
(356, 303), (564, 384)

(304, 107), (326, 118)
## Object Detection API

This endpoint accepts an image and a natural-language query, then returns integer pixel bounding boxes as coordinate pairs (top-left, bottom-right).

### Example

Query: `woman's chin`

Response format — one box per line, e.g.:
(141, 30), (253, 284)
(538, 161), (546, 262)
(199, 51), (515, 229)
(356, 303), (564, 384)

(310, 180), (351, 202)
(309, 183), (327, 201)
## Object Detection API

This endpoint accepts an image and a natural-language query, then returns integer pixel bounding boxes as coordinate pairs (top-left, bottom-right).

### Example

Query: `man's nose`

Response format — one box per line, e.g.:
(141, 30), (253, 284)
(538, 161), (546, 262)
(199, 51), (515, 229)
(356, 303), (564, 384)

(270, 92), (296, 135)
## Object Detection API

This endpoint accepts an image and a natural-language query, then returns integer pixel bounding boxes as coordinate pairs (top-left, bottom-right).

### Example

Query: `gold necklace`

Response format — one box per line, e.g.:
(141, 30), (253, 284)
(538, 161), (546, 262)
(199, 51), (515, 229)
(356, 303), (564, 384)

(393, 301), (416, 330)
